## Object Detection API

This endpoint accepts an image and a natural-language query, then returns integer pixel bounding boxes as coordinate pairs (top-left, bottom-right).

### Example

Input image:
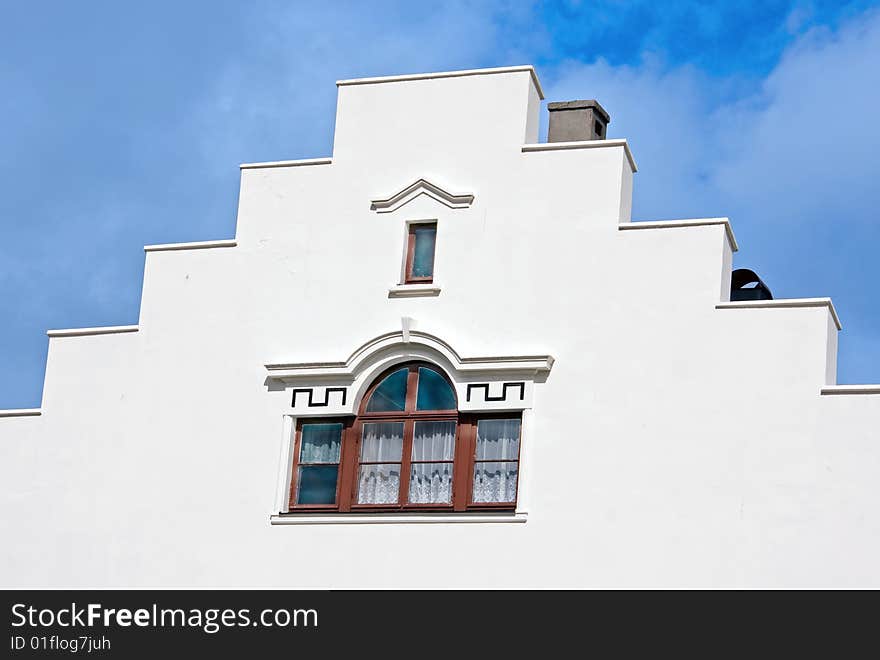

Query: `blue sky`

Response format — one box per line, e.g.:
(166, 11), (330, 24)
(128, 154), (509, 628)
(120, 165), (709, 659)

(1, 1), (879, 407)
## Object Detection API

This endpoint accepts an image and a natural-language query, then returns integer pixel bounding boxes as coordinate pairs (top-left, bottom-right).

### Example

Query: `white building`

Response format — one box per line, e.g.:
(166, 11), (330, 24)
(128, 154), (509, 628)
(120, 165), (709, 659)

(2, 65), (878, 588)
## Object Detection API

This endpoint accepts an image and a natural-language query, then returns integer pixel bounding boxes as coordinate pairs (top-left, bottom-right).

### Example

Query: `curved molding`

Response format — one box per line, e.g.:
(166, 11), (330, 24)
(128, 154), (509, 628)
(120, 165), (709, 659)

(619, 218), (738, 252)
(266, 330), (554, 380)
(370, 179), (474, 213)
(264, 330), (554, 415)
(0, 408), (41, 418)
(716, 298), (842, 331)
(47, 325), (139, 338)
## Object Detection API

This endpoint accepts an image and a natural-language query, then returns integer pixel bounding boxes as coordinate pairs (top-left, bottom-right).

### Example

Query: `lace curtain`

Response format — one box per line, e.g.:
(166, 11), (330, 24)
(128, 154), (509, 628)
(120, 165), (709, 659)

(299, 423), (342, 463)
(408, 421), (456, 503)
(357, 464), (402, 504)
(472, 462), (519, 503)
(472, 418), (521, 503)
(357, 421), (457, 504)
(358, 422), (404, 504)
(353, 413), (521, 505)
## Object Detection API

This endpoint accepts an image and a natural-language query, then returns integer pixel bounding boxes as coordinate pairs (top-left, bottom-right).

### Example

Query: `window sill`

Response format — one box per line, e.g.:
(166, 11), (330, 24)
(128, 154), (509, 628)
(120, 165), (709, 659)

(269, 511), (527, 525)
(388, 283), (441, 298)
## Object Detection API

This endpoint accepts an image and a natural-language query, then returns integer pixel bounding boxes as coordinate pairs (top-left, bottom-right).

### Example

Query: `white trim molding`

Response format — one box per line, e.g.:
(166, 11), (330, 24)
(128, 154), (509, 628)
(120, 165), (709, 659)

(523, 139), (638, 172)
(0, 408), (41, 418)
(144, 239), (237, 252)
(47, 325), (139, 338)
(265, 330), (554, 379)
(270, 512), (527, 526)
(820, 385), (880, 395)
(264, 329), (554, 415)
(619, 218), (738, 252)
(371, 178), (474, 213)
(337, 65), (545, 100)
(388, 283), (442, 298)
(240, 157), (332, 170)
(717, 298), (842, 331)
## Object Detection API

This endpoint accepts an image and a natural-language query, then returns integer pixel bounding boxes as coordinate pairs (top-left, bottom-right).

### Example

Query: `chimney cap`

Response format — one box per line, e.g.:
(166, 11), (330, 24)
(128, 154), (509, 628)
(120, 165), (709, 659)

(547, 99), (610, 124)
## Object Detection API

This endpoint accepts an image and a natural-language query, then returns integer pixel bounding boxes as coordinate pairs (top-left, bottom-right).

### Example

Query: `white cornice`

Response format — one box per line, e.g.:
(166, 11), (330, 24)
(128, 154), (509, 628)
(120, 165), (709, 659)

(47, 325), (139, 338)
(370, 178), (475, 213)
(240, 157), (332, 170)
(522, 139), (638, 172)
(716, 298), (842, 331)
(0, 408), (41, 418)
(265, 330), (554, 382)
(337, 65), (545, 100)
(619, 218), (739, 253)
(144, 239), (237, 252)
(820, 385), (880, 395)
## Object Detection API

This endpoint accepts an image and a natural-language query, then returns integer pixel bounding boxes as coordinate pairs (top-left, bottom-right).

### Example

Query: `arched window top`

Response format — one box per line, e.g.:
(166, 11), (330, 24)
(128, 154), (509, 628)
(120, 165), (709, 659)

(362, 362), (457, 414)
(365, 367), (409, 412)
(415, 365), (456, 410)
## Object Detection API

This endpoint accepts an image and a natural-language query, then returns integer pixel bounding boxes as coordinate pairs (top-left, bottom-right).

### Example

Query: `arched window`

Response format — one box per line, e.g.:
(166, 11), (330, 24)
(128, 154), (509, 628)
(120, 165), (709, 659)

(288, 362), (522, 513)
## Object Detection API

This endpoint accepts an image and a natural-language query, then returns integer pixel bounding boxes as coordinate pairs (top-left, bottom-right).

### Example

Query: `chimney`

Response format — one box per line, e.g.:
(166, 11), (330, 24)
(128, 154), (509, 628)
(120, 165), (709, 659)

(547, 100), (610, 142)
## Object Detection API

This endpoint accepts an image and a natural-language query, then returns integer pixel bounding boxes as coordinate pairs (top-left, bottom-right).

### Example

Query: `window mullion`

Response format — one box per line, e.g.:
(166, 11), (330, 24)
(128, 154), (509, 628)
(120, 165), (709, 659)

(454, 416), (474, 511)
(399, 418), (415, 507)
(287, 423), (302, 511)
(404, 226), (416, 283)
(337, 419), (356, 512)
(404, 367), (419, 412)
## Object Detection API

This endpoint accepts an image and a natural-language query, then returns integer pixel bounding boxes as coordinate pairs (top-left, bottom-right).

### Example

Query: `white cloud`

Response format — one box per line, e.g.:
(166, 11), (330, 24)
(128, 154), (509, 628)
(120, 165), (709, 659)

(712, 9), (880, 226)
(541, 9), (880, 381)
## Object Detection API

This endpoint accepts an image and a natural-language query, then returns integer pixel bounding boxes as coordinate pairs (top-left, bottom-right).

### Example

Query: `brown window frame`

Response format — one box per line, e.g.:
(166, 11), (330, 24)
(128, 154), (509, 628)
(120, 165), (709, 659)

(403, 222), (437, 284)
(288, 418), (355, 511)
(286, 362), (522, 514)
(466, 414), (524, 508)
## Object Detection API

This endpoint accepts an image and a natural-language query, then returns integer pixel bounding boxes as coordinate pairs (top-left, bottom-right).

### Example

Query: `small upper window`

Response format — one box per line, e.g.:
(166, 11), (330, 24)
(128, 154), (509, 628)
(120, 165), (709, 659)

(405, 222), (437, 284)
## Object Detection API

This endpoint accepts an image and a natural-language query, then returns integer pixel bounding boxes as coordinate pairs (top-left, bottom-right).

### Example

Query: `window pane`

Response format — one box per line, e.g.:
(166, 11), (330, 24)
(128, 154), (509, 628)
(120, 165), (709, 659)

(409, 463), (453, 504)
(360, 422), (404, 462)
(357, 463), (401, 504)
(412, 420), (456, 461)
(472, 461), (518, 503)
(365, 367), (408, 412)
(296, 465), (339, 505)
(416, 367), (456, 410)
(411, 225), (436, 278)
(475, 419), (521, 460)
(299, 423), (343, 463)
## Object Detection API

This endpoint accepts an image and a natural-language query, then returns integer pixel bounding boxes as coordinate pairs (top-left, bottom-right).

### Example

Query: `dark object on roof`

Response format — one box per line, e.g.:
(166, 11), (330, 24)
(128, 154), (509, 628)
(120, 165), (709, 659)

(730, 268), (773, 301)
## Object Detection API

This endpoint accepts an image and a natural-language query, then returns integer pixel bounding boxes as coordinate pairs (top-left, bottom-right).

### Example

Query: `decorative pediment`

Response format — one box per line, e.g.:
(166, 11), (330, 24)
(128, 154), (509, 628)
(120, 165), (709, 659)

(370, 178), (474, 213)
(264, 329), (553, 416)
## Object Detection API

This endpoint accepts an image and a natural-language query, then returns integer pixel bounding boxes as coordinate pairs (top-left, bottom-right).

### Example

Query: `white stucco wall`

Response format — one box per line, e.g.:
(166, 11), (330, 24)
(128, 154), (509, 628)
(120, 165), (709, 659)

(1, 65), (878, 588)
